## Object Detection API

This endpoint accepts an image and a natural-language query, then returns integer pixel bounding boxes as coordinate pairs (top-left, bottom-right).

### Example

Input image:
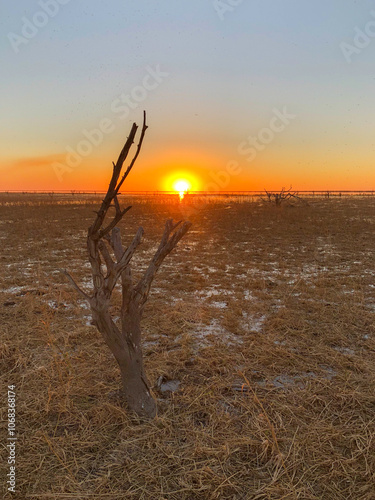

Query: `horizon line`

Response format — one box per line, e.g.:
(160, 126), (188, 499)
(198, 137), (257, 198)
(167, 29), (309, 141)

(1, 190), (375, 195)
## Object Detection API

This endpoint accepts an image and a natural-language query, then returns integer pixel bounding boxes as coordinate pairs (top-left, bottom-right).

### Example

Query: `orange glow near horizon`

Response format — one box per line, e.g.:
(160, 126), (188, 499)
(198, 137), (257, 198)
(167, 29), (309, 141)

(4, 136), (374, 193)
(1, 147), (375, 192)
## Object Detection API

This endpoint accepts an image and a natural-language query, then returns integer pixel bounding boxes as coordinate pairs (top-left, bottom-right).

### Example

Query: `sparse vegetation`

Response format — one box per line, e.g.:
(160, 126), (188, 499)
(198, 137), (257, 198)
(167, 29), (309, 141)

(262, 186), (303, 207)
(1, 194), (375, 498)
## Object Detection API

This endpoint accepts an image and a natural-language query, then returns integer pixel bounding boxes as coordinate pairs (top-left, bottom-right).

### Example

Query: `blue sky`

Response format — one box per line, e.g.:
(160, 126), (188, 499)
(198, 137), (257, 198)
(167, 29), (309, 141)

(1, 0), (375, 190)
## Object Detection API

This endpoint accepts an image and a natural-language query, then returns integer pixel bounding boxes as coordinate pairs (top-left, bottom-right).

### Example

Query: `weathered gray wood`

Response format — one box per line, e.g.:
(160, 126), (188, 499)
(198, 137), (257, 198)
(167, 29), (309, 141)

(65, 112), (191, 418)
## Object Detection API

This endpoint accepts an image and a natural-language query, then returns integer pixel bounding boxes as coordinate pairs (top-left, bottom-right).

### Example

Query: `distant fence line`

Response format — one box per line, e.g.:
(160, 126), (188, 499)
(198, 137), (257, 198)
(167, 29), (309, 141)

(1, 190), (375, 197)
(1, 190), (375, 207)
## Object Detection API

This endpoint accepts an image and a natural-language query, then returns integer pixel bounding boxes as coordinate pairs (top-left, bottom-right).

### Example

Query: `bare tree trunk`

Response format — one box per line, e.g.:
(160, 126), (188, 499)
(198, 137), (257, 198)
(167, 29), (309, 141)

(120, 305), (155, 417)
(89, 299), (156, 417)
(63, 112), (190, 418)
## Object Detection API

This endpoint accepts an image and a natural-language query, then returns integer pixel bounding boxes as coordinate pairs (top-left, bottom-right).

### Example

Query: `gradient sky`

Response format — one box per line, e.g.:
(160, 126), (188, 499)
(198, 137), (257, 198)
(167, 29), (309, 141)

(1, 0), (375, 191)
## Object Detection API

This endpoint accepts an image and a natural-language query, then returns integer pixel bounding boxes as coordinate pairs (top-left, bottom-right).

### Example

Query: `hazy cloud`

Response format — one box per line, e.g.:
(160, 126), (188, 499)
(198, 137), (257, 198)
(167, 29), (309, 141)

(12, 154), (66, 170)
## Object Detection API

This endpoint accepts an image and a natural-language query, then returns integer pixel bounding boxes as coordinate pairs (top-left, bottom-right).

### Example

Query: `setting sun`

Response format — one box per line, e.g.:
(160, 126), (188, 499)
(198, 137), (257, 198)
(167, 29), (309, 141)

(163, 171), (200, 197)
(173, 179), (191, 199)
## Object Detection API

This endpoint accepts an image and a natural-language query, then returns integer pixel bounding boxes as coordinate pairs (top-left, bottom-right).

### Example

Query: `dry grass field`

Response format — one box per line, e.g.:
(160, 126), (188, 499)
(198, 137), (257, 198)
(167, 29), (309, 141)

(1, 193), (375, 499)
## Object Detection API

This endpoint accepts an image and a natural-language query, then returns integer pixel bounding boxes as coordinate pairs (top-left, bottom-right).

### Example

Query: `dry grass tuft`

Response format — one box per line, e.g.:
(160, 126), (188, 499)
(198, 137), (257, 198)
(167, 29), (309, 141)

(1, 194), (375, 499)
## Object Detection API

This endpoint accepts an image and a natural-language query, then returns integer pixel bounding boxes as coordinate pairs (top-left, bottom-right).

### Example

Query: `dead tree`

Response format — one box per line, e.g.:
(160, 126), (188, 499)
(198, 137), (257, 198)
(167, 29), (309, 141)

(64, 112), (191, 418)
(262, 186), (302, 207)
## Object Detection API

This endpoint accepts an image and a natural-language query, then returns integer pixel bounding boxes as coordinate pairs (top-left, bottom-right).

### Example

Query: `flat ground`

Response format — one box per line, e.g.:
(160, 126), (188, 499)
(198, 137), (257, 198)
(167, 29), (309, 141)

(1, 194), (375, 499)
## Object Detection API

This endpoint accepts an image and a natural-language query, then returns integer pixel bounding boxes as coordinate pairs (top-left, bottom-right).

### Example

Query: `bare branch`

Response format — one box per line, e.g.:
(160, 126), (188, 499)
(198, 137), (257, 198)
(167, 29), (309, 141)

(115, 227), (144, 276)
(113, 195), (121, 214)
(89, 117), (143, 237)
(60, 270), (90, 300)
(110, 227), (125, 261)
(171, 220), (182, 231)
(106, 226), (144, 291)
(134, 220), (192, 306)
(115, 111), (148, 195)
(98, 240), (114, 276)
(113, 123), (138, 184)
(99, 205), (132, 239)
(109, 227), (134, 309)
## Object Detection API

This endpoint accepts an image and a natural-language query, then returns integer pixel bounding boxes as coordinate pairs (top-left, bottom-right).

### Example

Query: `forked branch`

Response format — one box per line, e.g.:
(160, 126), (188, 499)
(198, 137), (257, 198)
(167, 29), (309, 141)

(89, 111), (148, 239)
(134, 219), (192, 307)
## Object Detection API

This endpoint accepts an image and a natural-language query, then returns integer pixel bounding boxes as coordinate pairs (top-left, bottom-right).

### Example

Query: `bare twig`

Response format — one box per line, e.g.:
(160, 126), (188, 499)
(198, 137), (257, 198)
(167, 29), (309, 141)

(60, 270), (90, 301)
